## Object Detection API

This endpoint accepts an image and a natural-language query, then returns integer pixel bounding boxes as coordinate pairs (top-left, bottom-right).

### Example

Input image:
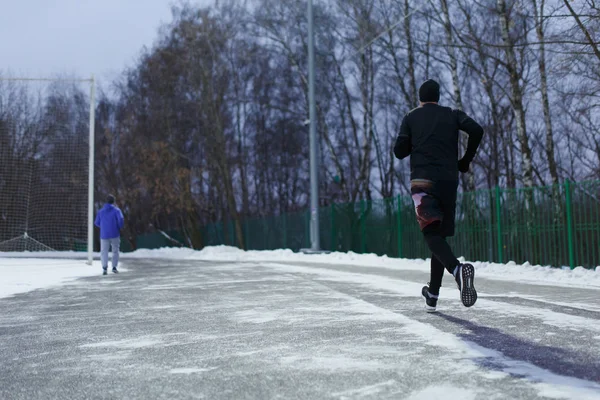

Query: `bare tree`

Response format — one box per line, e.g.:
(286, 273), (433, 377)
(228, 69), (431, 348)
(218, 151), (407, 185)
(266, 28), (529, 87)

(497, 0), (535, 188)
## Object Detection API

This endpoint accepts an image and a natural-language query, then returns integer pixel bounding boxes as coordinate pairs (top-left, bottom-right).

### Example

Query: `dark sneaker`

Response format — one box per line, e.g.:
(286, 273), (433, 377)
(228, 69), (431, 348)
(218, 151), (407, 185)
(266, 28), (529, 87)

(112, 268), (119, 274)
(421, 286), (439, 313)
(455, 264), (477, 307)
(102, 269), (108, 275)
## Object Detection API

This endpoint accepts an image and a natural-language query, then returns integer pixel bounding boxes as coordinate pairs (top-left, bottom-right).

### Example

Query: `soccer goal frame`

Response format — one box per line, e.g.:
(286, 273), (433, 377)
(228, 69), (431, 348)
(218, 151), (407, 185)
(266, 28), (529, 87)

(0, 76), (95, 264)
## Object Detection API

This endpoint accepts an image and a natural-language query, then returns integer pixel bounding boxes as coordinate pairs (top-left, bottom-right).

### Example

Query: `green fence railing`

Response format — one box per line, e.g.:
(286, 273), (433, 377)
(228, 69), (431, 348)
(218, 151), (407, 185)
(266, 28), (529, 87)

(136, 180), (600, 269)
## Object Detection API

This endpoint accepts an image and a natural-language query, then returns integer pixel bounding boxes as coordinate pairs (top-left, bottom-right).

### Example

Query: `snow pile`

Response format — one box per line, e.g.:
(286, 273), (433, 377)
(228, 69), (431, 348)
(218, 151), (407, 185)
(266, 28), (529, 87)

(0, 259), (97, 299)
(127, 246), (420, 265)
(471, 260), (600, 287)
(123, 245), (600, 288)
(125, 247), (199, 260)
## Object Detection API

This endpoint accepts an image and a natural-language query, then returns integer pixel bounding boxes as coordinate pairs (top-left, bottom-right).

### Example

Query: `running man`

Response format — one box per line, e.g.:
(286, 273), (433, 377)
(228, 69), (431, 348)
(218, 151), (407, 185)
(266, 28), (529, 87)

(394, 79), (484, 312)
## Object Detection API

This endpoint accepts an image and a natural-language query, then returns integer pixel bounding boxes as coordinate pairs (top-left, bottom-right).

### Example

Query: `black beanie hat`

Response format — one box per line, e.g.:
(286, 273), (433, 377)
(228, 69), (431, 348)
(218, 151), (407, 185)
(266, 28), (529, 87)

(107, 194), (115, 204)
(419, 79), (440, 103)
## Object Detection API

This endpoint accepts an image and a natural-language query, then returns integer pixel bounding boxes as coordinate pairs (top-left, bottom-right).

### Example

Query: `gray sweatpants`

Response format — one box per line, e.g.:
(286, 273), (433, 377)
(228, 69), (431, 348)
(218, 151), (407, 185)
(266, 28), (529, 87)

(100, 237), (120, 270)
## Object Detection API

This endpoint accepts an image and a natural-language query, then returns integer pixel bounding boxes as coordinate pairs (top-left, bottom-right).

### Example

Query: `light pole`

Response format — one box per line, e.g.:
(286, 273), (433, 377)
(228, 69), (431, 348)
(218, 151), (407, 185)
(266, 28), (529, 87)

(307, 0), (320, 252)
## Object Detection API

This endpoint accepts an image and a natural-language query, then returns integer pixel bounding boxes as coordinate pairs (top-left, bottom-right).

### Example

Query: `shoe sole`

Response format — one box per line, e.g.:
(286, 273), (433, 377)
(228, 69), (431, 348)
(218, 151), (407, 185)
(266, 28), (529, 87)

(425, 305), (437, 313)
(422, 287), (438, 313)
(459, 264), (477, 307)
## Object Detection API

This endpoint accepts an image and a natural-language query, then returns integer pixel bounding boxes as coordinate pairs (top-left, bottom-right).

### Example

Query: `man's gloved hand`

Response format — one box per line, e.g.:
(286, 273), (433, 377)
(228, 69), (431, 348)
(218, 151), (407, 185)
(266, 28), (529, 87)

(458, 158), (470, 173)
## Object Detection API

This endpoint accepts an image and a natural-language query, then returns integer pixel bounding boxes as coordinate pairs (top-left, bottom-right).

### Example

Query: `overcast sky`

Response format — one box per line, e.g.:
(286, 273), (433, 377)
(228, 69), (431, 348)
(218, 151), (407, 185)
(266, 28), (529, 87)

(0, 0), (212, 84)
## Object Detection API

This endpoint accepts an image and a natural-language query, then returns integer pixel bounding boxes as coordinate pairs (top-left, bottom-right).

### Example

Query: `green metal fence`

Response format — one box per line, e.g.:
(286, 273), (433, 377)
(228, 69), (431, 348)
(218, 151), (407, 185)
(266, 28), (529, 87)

(137, 180), (600, 269)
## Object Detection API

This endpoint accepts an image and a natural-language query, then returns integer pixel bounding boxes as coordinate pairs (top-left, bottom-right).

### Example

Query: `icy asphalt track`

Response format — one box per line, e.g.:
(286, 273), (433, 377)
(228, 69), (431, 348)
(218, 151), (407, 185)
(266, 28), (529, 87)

(1, 259), (599, 400)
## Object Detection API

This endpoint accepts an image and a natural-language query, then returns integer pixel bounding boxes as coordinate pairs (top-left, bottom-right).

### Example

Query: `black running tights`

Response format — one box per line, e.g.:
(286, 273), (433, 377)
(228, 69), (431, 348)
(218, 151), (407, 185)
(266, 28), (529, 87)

(423, 228), (459, 295)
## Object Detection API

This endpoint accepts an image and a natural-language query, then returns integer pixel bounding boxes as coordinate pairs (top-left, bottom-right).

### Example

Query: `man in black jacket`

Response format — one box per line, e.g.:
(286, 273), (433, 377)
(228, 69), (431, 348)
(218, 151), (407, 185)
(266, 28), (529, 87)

(394, 79), (484, 312)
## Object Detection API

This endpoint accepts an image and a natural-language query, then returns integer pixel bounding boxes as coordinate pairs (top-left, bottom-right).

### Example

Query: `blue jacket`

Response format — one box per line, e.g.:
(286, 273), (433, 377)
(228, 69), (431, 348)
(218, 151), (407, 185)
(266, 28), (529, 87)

(95, 204), (124, 239)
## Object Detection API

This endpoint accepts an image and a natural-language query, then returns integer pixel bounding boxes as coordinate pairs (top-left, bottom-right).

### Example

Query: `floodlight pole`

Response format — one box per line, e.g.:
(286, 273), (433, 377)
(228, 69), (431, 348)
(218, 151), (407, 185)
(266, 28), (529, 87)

(308, 0), (320, 251)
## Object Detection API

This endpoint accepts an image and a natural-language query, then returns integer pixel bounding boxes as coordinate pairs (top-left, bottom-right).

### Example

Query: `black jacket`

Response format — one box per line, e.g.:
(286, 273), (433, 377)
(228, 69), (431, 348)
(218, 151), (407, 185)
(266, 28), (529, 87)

(394, 103), (483, 181)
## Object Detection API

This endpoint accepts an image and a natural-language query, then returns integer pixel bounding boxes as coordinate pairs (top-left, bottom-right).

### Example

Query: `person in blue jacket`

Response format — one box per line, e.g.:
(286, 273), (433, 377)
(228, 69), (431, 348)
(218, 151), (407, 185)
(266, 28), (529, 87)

(95, 194), (124, 275)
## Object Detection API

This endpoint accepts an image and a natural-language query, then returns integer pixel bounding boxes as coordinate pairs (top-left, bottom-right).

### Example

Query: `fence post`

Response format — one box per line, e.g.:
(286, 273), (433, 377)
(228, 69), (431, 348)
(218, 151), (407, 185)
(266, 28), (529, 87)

(263, 218), (268, 250)
(217, 221), (224, 244)
(243, 220), (249, 250)
(565, 179), (575, 269)
(360, 200), (367, 254)
(330, 204), (336, 252)
(495, 186), (503, 263)
(282, 212), (287, 250)
(396, 195), (403, 258)
(305, 210), (311, 249)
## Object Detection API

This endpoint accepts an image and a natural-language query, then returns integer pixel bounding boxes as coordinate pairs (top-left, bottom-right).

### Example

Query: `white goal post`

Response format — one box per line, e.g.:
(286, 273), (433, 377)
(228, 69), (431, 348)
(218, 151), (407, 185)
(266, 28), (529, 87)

(0, 76), (95, 264)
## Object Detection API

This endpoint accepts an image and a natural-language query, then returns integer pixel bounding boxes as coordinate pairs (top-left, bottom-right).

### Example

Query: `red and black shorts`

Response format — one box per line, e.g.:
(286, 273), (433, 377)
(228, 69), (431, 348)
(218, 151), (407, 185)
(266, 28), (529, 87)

(410, 179), (458, 237)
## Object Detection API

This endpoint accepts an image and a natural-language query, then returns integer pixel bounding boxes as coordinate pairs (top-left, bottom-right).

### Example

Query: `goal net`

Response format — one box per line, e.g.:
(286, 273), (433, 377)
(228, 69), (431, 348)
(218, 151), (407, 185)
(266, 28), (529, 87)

(0, 76), (94, 259)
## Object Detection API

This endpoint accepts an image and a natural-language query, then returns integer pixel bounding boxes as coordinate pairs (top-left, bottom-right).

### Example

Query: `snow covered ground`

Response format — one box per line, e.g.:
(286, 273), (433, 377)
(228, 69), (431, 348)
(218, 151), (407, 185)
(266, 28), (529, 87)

(0, 258), (98, 299)
(1, 247), (599, 399)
